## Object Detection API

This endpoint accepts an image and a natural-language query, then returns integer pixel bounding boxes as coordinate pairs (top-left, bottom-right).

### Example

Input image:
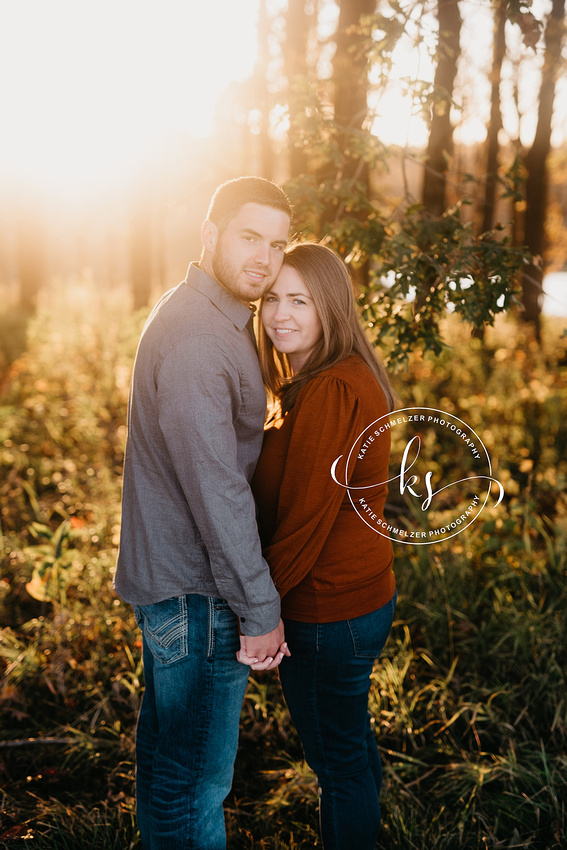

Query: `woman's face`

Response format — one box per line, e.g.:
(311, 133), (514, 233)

(261, 264), (323, 373)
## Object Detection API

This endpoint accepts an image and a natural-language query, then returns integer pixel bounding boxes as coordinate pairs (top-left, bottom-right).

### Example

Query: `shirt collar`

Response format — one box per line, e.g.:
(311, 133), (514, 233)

(184, 262), (255, 331)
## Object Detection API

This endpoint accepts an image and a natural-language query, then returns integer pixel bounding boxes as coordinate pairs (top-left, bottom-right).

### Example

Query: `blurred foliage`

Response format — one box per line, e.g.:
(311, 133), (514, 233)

(283, 85), (529, 368)
(0, 282), (566, 848)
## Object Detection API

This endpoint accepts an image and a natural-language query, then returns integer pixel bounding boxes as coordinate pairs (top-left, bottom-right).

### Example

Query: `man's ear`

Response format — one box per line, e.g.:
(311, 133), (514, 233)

(201, 219), (218, 253)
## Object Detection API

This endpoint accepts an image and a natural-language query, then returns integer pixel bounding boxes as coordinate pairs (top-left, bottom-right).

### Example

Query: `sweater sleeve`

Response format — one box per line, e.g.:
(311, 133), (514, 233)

(263, 374), (364, 596)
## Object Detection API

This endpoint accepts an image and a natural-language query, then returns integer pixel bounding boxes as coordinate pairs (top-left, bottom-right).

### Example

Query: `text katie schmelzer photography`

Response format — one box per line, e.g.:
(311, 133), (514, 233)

(331, 407), (505, 546)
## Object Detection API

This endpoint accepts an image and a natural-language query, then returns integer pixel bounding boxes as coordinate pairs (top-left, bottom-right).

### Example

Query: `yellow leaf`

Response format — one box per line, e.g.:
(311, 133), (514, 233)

(25, 575), (52, 602)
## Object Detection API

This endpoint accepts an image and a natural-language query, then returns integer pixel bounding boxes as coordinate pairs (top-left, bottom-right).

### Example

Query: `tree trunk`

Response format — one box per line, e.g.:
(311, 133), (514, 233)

(323, 0), (376, 287)
(481, 0), (507, 234)
(17, 210), (45, 315)
(417, 0), (461, 319)
(333, 0), (375, 182)
(285, 0), (310, 178)
(130, 205), (152, 312)
(521, 0), (566, 339)
(316, 0), (375, 202)
(257, 0), (274, 180)
(422, 0), (462, 216)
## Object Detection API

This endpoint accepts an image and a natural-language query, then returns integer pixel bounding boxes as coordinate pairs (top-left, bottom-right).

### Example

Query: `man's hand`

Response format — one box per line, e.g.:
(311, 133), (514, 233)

(237, 619), (291, 670)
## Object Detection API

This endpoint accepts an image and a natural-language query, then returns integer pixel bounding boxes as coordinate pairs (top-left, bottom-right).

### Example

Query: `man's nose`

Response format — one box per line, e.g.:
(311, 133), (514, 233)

(253, 241), (271, 266)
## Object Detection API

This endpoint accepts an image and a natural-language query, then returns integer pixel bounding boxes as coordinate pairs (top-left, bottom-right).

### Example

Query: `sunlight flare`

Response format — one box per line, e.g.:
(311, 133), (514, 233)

(0, 0), (260, 198)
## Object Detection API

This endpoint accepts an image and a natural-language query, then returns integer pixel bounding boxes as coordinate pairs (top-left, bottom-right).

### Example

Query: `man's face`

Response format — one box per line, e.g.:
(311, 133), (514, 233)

(210, 202), (290, 303)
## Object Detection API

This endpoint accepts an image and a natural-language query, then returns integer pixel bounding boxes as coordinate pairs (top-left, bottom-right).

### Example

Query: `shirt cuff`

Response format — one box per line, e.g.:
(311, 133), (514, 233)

(236, 597), (281, 636)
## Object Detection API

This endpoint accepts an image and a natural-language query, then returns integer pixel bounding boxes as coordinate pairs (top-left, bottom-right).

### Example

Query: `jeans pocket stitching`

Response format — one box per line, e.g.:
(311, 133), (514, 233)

(206, 597), (215, 659)
(141, 597), (190, 666)
(179, 595), (188, 658)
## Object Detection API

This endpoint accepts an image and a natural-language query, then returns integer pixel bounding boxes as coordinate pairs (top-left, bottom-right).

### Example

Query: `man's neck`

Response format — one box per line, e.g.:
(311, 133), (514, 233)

(198, 254), (215, 281)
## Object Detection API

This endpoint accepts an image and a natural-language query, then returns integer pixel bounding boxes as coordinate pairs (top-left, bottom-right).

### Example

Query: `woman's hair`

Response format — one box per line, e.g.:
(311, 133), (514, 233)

(258, 242), (396, 414)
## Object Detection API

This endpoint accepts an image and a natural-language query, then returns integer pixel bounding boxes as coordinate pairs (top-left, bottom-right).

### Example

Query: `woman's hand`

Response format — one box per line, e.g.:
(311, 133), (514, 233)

(237, 636), (290, 671)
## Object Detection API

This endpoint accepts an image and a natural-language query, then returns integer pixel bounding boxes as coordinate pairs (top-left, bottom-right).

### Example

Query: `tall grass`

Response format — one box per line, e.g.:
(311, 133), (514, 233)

(1, 278), (565, 848)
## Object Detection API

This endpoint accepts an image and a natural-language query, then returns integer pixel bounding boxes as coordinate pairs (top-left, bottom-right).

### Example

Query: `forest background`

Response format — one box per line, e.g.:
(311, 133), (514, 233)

(0, 0), (566, 847)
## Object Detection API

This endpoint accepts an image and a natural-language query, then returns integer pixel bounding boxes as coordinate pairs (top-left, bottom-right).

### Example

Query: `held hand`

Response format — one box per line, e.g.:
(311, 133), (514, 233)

(237, 636), (290, 670)
(236, 619), (291, 669)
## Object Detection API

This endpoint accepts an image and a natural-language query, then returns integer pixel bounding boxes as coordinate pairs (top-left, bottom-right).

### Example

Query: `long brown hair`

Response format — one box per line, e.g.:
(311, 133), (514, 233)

(258, 242), (396, 414)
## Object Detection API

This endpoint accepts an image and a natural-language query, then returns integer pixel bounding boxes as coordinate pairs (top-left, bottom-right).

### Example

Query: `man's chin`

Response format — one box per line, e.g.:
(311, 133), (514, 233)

(239, 279), (270, 302)
(214, 266), (271, 303)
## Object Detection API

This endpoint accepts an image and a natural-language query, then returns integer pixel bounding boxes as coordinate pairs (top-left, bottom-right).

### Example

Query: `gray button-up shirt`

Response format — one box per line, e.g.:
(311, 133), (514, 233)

(114, 263), (281, 636)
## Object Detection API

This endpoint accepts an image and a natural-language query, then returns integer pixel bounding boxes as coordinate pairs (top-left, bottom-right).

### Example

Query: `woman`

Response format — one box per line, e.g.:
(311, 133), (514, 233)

(249, 242), (397, 848)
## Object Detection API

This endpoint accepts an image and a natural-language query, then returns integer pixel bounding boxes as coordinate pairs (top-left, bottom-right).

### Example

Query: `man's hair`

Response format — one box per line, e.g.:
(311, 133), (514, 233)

(206, 176), (292, 232)
(258, 242), (397, 414)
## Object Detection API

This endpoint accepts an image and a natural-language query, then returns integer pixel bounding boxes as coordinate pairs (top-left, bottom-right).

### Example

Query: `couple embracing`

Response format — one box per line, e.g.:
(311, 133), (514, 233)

(114, 176), (397, 849)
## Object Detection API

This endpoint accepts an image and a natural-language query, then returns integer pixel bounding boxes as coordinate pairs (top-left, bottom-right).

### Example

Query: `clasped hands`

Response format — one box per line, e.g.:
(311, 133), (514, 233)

(237, 618), (291, 671)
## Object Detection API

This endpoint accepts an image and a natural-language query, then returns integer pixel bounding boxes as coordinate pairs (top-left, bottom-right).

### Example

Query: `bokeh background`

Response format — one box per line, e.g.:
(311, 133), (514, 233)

(1, 0), (566, 325)
(0, 1), (566, 848)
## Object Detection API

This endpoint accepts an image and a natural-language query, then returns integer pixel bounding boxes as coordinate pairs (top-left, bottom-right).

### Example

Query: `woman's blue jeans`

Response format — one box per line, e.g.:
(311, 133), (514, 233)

(278, 593), (396, 850)
(133, 594), (249, 850)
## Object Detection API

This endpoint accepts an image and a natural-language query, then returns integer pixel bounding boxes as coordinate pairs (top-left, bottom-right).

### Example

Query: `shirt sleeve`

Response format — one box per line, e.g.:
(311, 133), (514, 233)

(156, 331), (281, 636)
(263, 374), (365, 596)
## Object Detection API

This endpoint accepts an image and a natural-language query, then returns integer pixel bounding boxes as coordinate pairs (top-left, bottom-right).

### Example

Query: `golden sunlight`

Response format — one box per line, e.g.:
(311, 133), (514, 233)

(3, 0), (565, 206)
(0, 0), (260, 199)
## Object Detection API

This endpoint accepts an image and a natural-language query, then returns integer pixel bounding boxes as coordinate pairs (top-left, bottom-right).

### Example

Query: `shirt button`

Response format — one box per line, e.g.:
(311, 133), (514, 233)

(240, 617), (246, 623)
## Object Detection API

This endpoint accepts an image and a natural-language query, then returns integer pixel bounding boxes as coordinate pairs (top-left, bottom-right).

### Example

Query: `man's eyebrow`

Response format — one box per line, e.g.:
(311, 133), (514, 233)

(240, 228), (288, 246)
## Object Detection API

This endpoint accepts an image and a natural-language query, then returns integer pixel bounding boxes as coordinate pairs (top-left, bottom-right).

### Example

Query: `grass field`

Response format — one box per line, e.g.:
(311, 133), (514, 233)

(1, 278), (566, 848)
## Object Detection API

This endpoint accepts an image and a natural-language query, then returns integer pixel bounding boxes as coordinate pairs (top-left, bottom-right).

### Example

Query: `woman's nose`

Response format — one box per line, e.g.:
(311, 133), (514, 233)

(274, 301), (290, 320)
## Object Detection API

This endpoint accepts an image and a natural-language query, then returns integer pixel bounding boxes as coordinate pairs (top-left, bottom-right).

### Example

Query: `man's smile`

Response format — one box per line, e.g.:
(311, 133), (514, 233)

(244, 268), (268, 282)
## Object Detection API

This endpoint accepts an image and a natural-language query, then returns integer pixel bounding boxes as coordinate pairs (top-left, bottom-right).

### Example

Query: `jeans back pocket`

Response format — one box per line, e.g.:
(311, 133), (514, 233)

(348, 592), (397, 659)
(135, 596), (189, 666)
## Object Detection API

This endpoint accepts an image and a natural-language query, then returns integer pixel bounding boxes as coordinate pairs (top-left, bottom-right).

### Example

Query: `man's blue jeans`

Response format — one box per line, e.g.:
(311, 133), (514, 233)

(278, 593), (396, 850)
(133, 594), (249, 850)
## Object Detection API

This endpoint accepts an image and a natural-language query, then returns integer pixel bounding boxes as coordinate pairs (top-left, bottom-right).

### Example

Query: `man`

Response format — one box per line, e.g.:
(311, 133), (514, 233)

(115, 176), (292, 849)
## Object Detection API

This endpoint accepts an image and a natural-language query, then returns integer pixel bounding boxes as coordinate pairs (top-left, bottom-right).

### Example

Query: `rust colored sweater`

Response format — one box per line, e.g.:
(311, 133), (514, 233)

(252, 355), (395, 623)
